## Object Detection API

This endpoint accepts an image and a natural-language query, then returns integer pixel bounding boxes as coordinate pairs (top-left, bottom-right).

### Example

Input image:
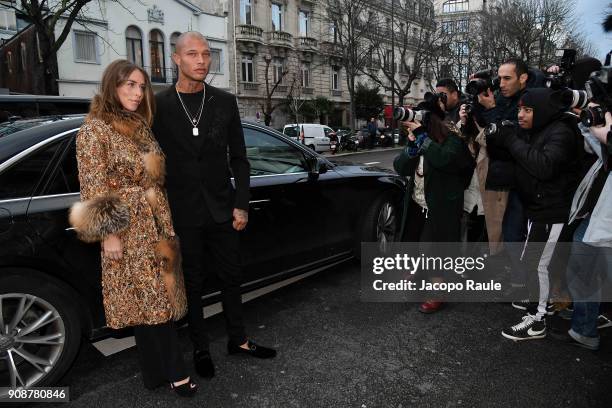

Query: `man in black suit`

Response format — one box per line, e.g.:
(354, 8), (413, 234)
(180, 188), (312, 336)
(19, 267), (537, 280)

(152, 31), (276, 379)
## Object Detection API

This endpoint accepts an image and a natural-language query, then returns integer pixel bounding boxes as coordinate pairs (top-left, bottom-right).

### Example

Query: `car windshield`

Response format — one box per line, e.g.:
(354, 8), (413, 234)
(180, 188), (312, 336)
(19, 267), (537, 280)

(0, 116), (80, 138)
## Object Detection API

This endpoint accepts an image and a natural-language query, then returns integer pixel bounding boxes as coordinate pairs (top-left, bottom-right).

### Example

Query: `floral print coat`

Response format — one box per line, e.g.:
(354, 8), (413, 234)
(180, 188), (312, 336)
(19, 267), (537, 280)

(69, 108), (187, 329)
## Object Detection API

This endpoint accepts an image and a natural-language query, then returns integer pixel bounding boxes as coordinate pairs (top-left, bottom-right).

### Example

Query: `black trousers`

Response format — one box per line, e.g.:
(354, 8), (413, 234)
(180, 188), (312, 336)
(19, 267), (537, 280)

(133, 321), (187, 389)
(175, 214), (247, 352)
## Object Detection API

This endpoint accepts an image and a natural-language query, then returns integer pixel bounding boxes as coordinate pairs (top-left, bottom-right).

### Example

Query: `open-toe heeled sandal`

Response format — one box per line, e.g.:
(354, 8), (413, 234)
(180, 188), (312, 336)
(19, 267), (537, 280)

(170, 379), (198, 397)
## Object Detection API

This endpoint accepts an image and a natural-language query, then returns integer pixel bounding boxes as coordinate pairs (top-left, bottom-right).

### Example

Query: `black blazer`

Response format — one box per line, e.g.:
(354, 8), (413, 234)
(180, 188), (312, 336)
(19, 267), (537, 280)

(152, 83), (250, 226)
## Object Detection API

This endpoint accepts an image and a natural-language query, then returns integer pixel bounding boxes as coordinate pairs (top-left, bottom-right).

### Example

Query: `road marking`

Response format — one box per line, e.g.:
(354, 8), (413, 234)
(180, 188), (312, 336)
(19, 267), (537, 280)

(92, 258), (351, 356)
(364, 162), (380, 165)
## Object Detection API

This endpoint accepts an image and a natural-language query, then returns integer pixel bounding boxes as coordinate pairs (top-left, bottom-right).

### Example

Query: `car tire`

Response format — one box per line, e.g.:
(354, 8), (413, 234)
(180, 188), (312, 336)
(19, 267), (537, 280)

(354, 193), (399, 260)
(0, 273), (82, 392)
(308, 144), (316, 151)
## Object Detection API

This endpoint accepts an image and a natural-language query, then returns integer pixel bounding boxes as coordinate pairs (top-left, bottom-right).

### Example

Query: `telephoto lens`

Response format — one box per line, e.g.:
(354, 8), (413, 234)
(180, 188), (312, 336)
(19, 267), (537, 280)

(580, 106), (606, 127)
(393, 107), (424, 122)
(559, 89), (589, 109)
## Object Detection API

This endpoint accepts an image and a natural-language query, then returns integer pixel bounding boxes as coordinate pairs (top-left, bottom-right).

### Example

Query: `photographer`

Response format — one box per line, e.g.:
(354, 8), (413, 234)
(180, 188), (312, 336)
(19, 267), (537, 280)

(551, 109), (612, 350)
(460, 58), (533, 291)
(395, 94), (475, 313)
(436, 78), (462, 124)
(486, 88), (583, 341)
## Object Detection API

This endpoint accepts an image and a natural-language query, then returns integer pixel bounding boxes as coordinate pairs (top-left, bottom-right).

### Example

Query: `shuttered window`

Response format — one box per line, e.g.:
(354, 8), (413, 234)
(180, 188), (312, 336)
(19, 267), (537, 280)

(74, 31), (98, 63)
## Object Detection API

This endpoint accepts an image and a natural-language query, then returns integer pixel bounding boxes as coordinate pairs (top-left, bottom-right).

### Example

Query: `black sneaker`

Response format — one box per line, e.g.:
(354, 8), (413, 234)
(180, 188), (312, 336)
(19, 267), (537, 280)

(502, 314), (547, 341)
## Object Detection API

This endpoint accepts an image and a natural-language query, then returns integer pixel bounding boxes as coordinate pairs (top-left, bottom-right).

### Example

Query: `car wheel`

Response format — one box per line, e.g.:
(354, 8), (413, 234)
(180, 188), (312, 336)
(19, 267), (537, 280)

(308, 144), (316, 151)
(355, 194), (399, 259)
(0, 273), (81, 394)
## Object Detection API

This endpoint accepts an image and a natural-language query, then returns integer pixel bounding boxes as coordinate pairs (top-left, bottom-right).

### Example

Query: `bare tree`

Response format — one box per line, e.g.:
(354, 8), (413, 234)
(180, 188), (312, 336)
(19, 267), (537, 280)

(3, 0), (100, 94)
(259, 54), (297, 126)
(319, 0), (373, 129)
(472, 0), (586, 70)
(362, 0), (441, 105)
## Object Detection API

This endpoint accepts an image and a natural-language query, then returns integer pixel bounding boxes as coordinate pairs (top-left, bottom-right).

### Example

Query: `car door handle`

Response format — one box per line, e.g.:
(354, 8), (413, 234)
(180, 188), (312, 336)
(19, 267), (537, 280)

(249, 199), (271, 210)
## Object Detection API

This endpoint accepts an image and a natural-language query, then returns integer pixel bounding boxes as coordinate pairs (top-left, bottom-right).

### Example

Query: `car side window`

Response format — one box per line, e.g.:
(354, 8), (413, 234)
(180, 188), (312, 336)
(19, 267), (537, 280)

(0, 138), (67, 200)
(244, 127), (308, 176)
(284, 126), (298, 138)
(40, 135), (80, 195)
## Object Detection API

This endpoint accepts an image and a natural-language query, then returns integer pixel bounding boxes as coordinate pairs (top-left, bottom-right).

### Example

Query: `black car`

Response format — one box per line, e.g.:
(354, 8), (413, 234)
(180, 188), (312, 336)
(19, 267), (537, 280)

(0, 95), (91, 123)
(0, 117), (405, 391)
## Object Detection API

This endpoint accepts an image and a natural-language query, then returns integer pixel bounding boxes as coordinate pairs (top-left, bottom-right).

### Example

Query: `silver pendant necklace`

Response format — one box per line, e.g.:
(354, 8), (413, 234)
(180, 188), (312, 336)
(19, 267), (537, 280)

(175, 84), (206, 136)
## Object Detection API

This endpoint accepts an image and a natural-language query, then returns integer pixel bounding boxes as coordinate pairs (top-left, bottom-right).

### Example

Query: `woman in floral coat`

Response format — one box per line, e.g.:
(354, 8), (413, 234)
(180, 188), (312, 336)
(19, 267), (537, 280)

(69, 60), (197, 396)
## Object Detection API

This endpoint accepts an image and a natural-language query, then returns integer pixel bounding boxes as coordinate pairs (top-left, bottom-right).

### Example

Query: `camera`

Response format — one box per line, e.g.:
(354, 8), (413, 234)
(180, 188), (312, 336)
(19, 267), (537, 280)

(465, 69), (500, 96)
(580, 106), (606, 127)
(545, 49), (577, 89)
(393, 107), (429, 123)
(585, 64), (611, 106)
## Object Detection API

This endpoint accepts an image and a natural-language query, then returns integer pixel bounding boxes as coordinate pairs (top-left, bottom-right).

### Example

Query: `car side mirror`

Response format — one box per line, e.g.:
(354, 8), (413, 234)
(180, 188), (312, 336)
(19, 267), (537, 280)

(307, 156), (327, 181)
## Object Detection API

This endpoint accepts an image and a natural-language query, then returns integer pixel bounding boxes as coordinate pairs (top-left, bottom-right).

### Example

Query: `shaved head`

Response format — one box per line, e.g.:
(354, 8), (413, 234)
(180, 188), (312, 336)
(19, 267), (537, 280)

(175, 31), (208, 54)
(172, 31), (211, 86)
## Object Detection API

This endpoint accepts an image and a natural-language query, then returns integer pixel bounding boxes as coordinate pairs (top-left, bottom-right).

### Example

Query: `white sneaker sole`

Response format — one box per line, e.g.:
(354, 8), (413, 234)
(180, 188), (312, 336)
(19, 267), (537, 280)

(501, 331), (547, 341)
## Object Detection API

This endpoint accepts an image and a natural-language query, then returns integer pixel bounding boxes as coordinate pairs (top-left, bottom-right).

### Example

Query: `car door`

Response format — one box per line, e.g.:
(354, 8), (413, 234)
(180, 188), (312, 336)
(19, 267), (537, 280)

(23, 133), (106, 326)
(241, 126), (349, 282)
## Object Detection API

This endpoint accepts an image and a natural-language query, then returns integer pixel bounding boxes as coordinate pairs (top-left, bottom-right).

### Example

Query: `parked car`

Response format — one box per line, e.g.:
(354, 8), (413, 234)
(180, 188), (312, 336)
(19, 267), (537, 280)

(282, 123), (333, 152)
(0, 117), (405, 392)
(0, 95), (91, 123)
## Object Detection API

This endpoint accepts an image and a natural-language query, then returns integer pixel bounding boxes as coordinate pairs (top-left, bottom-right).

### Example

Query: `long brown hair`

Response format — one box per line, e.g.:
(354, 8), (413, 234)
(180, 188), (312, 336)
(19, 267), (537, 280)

(90, 59), (155, 125)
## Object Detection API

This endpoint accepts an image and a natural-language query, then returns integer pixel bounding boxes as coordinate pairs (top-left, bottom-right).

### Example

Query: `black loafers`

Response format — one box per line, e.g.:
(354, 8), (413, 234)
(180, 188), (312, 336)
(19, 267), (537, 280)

(227, 340), (277, 359)
(194, 349), (215, 378)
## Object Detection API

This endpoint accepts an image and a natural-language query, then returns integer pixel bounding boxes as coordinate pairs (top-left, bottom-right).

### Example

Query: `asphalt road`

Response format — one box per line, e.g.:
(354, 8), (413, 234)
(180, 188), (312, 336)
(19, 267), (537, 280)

(36, 148), (611, 408)
(38, 260), (611, 408)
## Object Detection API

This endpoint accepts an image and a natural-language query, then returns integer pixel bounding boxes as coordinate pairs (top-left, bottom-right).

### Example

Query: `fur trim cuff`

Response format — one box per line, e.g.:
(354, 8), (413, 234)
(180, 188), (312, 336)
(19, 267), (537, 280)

(69, 195), (130, 242)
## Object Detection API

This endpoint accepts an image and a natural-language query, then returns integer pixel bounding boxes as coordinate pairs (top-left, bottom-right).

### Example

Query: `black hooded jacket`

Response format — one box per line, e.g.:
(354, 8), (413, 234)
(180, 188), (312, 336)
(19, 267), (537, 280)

(487, 88), (583, 223)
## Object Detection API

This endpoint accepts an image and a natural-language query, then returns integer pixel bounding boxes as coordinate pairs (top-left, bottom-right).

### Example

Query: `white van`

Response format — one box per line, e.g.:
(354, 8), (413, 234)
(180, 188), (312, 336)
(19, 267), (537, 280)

(282, 123), (333, 152)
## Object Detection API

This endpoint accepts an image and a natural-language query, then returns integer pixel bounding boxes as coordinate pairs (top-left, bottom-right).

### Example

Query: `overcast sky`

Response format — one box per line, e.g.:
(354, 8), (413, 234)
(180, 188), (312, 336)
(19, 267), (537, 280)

(575, 0), (611, 60)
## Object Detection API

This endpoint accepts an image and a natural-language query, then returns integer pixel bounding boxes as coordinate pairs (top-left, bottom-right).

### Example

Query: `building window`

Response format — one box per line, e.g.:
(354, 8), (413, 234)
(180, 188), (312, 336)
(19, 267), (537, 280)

(0, 7), (16, 31)
(241, 55), (254, 82)
(20, 42), (26, 72)
(240, 0), (253, 25)
(330, 20), (338, 43)
(273, 57), (284, 84)
(73, 31), (98, 63)
(331, 66), (340, 90)
(271, 3), (283, 31)
(442, 0), (469, 13)
(299, 11), (309, 36)
(126, 26), (143, 66)
(457, 19), (469, 32)
(210, 48), (222, 73)
(170, 32), (180, 80)
(149, 29), (166, 82)
(453, 41), (469, 57)
(6, 51), (13, 74)
(300, 63), (310, 87)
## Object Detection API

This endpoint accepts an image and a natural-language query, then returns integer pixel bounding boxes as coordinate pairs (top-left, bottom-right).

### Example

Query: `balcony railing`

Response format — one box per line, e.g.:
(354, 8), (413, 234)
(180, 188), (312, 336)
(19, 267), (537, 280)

(235, 24), (264, 43)
(295, 36), (318, 51)
(320, 41), (343, 57)
(266, 31), (293, 48)
(242, 82), (260, 91)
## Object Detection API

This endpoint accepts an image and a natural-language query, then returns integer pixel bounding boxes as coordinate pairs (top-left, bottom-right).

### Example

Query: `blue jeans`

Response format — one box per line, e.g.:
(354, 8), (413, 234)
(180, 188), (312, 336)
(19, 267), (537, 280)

(568, 217), (606, 338)
(502, 191), (527, 285)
